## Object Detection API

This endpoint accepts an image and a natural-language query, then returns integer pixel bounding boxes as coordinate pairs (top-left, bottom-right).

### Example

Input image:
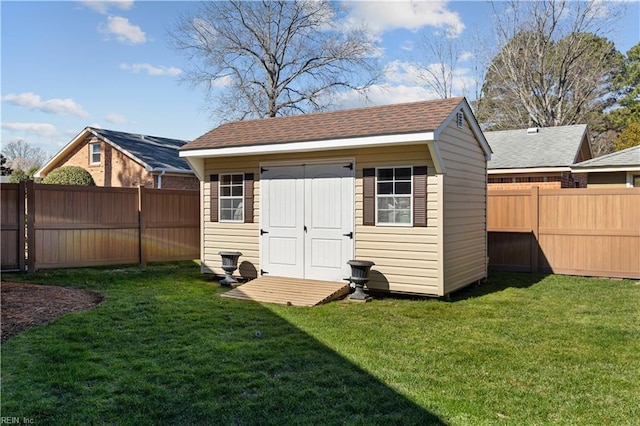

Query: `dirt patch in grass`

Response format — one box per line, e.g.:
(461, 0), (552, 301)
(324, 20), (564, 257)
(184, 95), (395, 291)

(1, 282), (103, 343)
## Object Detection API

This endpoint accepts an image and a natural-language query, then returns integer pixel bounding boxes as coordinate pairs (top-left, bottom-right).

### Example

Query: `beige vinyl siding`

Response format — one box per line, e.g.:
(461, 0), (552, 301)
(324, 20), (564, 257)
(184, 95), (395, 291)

(439, 118), (488, 294)
(200, 144), (441, 293)
(202, 157), (260, 276)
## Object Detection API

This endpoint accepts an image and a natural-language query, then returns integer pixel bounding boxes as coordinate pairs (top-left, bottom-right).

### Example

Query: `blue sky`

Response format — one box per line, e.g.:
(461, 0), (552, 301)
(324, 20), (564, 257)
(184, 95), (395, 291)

(2, 0), (639, 156)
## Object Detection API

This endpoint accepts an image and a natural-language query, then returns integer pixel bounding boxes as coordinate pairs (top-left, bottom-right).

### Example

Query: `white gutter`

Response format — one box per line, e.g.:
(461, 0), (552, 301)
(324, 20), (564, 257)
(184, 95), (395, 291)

(180, 131), (446, 176)
(571, 166), (640, 173)
(488, 167), (571, 174)
(180, 131), (436, 159)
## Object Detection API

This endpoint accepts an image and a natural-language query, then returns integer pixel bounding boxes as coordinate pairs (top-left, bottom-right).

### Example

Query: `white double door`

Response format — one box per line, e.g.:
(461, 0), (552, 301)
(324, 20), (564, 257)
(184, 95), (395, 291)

(261, 162), (354, 282)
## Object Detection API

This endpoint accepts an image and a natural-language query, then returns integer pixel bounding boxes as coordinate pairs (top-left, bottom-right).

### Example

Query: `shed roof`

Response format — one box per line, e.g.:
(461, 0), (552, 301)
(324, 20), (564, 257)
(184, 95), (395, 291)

(572, 145), (640, 170)
(485, 124), (588, 170)
(181, 97), (467, 151)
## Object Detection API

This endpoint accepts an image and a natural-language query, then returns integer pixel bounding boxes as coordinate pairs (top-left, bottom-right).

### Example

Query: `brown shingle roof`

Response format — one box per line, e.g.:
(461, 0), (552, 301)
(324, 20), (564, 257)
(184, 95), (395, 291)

(181, 97), (465, 151)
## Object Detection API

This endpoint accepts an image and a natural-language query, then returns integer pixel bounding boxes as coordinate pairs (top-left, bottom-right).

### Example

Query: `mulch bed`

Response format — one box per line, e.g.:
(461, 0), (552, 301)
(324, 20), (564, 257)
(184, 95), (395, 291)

(1, 282), (103, 343)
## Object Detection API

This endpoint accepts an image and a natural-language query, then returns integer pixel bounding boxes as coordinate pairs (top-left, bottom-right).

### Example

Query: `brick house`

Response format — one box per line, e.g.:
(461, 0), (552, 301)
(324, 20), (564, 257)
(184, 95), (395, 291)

(36, 127), (199, 190)
(484, 125), (592, 190)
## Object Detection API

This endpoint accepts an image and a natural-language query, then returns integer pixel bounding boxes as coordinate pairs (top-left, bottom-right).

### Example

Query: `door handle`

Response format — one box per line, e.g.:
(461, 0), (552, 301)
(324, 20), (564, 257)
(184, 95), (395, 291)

(304, 225), (308, 233)
(343, 232), (353, 239)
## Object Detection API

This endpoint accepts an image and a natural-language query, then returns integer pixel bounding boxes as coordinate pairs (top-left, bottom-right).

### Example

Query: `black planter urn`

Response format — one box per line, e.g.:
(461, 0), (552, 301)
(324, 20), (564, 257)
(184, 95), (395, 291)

(218, 251), (242, 287)
(347, 260), (375, 301)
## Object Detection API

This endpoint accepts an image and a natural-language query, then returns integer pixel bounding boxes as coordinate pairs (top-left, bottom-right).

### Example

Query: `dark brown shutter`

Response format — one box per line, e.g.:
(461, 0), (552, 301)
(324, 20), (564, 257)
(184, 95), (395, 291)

(244, 173), (254, 223)
(210, 174), (219, 222)
(413, 166), (428, 227)
(363, 168), (376, 226)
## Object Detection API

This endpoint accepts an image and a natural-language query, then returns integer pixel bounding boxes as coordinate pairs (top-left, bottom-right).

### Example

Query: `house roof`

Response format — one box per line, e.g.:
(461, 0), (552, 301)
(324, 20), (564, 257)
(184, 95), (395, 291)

(485, 124), (589, 171)
(572, 145), (640, 172)
(90, 128), (192, 172)
(180, 97), (469, 151)
(36, 127), (192, 178)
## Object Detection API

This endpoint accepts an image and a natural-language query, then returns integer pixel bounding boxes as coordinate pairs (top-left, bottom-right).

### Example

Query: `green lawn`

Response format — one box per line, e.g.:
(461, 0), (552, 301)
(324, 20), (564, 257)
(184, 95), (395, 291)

(1, 263), (638, 425)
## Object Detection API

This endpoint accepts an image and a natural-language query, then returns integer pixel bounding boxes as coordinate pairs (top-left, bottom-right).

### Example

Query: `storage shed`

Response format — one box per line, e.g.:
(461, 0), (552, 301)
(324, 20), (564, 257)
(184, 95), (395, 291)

(180, 97), (491, 297)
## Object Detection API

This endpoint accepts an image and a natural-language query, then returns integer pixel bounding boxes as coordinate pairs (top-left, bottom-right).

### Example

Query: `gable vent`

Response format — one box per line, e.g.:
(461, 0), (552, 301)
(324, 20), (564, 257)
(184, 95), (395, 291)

(527, 127), (539, 134)
(456, 111), (464, 128)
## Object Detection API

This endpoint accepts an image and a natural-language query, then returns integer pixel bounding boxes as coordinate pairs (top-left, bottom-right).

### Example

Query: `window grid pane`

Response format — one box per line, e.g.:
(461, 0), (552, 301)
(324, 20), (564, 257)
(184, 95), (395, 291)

(90, 144), (100, 164)
(376, 167), (412, 225)
(220, 173), (244, 222)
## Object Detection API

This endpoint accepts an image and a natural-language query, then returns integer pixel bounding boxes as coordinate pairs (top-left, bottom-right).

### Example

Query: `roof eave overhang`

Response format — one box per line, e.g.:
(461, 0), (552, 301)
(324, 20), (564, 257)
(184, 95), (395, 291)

(180, 131), (446, 174)
(488, 166), (571, 174)
(572, 166), (640, 173)
(149, 168), (194, 175)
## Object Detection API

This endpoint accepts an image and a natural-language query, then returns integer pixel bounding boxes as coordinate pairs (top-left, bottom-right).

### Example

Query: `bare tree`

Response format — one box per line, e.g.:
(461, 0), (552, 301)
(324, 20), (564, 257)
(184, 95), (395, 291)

(475, 0), (624, 130)
(414, 26), (467, 99)
(2, 139), (48, 171)
(169, 0), (380, 121)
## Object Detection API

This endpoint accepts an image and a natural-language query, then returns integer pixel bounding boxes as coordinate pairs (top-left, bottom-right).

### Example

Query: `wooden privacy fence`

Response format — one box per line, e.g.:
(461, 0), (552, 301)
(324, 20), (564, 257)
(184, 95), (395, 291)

(488, 187), (640, 279)
(1, 183), (26, 271)
(1, 181), (199, 272)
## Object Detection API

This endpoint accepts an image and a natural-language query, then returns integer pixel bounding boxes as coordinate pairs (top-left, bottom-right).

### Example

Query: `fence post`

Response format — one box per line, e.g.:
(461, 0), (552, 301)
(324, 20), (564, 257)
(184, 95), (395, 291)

(138, 185), (147, 268)
(530, 186), (540, 273)
(26, 180), (36, 273)
(17, 181), (26, 272)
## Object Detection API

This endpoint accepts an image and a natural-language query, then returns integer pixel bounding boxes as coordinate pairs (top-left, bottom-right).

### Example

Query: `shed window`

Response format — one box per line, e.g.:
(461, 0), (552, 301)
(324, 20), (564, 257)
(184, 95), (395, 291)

(220, 174), (244, 221)
(210, 173), (254, 223)
(634, 175), (640, 188)
(90, 143), (101, 165)
(376, 167), (413, 225)
(363, 166), (427, 227)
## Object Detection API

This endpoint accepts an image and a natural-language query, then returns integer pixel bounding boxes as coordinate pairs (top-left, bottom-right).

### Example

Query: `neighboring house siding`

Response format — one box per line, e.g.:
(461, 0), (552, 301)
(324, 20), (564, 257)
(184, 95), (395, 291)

(201, 145), (441, 294)
(440, 118), (487, 293)
(587, 172), (628, 188)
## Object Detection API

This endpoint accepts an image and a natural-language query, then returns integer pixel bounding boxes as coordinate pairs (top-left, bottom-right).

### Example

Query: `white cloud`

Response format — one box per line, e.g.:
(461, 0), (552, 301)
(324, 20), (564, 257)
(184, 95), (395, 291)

(459, 51), (473, 62)
(383, 60), (477, 97)
(105, 113), (128, 124)
(80, 0), (134, 14)
(330, 84), (441, 111)
(2, 122), (58, 137)
(211, 75), (233, 88)
(100, 16), (146, 44)
(120, 63), (182, 76)
(344, 0), (465, 36)
(384, 60), (425, 85)
(1, 92), (89, 118)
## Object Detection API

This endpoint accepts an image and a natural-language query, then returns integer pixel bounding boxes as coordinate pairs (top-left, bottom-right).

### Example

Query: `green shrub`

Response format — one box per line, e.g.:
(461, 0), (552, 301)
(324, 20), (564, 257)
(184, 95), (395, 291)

(8, 166), (40, 183)
(42, 166), (95, 186)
